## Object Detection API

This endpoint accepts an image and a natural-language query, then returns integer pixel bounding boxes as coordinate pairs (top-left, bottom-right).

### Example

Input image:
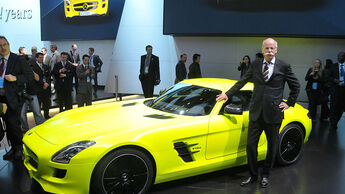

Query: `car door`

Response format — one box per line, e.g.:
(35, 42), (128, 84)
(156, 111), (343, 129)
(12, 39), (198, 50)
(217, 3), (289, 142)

(206, 91), (252, 159)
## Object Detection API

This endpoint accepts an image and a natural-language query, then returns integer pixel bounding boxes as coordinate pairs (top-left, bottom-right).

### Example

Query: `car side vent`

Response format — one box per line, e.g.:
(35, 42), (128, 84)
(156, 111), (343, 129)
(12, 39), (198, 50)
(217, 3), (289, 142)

(144, 114), (174, 119)
(173, 142), (199, 162)
(122, 102), (137, 107)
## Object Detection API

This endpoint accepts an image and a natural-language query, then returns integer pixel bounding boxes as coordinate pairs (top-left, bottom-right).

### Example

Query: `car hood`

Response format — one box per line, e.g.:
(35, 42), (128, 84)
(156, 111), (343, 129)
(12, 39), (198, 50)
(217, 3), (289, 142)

(31, 99), (197, 145)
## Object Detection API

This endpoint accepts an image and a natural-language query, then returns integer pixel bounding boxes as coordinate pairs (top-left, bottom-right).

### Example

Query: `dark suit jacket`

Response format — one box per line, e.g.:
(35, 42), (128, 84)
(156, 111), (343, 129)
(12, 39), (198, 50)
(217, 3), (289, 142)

(76, 64), (94, 94)
(4, 53), (34, 110)
(90, 54), (103, 72)
(328, 63), (342, 87)
(226, 58), (300, 123)
(305, 68), (323, 91)
(188, 62), (202, 79)
(176, 61), (187, 82)
(27, 61), (51, 95)
(68, 50), (81, 64)
(139, 54), (160, 83)
(51, 61), (74, 90)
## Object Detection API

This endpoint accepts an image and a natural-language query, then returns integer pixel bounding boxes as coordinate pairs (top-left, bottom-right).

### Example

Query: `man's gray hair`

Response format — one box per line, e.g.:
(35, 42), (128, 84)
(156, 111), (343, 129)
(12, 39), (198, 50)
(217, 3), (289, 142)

(262, 38), (278, 48)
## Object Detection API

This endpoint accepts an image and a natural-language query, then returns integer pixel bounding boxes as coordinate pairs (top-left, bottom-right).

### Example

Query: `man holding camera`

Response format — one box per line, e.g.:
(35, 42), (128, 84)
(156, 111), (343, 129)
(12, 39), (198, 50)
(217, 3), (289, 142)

(20, 53), (46, 132)
(0, 36), (34, 160)
(52, 52), (74, 112)
(77, 55), (94, 107)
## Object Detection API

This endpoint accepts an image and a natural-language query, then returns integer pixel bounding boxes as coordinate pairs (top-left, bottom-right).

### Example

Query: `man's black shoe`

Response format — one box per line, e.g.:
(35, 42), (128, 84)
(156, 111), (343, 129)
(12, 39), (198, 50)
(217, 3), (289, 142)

(3, 148), (15, 160)
(240, 177), (257, 187)
(261, 177), (269, 188)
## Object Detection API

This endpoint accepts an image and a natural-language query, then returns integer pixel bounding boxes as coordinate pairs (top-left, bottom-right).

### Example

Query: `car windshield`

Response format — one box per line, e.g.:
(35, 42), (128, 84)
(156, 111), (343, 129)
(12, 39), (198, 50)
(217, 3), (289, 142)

(146, 83), (222, 116)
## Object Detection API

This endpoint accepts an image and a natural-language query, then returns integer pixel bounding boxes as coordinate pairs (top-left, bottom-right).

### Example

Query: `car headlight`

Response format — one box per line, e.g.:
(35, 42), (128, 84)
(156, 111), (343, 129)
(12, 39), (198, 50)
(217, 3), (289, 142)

(52, 141), (95, 164)
(66, 0), (71, 6)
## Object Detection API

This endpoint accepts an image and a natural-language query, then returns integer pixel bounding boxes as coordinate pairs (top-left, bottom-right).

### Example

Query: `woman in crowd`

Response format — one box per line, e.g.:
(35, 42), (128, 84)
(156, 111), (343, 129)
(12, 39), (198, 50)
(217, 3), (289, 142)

(305, 59), (324, 120)
(238, 55), (250, 79)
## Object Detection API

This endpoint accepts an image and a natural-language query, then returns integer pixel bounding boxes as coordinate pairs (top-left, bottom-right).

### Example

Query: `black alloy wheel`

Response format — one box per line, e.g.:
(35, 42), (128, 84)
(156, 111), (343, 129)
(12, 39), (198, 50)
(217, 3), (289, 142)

(277, 123), (304, 165)
(91, 148), (154, 194)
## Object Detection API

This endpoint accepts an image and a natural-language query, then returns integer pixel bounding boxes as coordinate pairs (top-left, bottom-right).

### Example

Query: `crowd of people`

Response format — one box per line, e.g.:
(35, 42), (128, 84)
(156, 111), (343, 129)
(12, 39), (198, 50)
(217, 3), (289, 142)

(0, 36), (103, 160)
(304, 53), (345, 130)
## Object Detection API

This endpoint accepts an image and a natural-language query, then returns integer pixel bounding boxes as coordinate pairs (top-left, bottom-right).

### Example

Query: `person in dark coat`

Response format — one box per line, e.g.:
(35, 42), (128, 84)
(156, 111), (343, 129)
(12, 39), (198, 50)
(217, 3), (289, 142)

(175, 53), (187, 84)
(305, 59), (323, 120)
(328, 52), (345, 130)
(139, 45), (160, 98)
(0, 36), (34, 160)
(188, 54), (202, 79)
(216, 38), (300, 188)
(238, 55), (251, 79)
(52, 52), (74, 112)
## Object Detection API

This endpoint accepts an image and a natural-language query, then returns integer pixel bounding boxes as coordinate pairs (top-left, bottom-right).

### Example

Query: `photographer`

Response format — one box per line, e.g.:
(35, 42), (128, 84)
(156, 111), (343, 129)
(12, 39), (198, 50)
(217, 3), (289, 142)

(0, 36), (34, 161)
(238, 55), (251, 79)
(20, 67), (45, 132)
(52, 52), (74, 112)
(305, 59), (324, 120)
(77, 55), (94, 107)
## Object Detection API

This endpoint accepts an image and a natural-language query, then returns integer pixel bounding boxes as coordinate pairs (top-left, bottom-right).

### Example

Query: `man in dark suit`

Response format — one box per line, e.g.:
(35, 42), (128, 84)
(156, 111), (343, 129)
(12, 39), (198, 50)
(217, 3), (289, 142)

(139, 45), (160, 98)
(88, 47), (103, 97)
(52, 52), (74, 112)
(188, 54), (202, 79)
(77, 55), (94, 107)
(0, 36), (34, 160)
(328, 52), (345, 130)
(175, 53), (187, 84)
(33, 52), (51, 119)
(68, 44), (80, 94)
(216, 38), (300, 188)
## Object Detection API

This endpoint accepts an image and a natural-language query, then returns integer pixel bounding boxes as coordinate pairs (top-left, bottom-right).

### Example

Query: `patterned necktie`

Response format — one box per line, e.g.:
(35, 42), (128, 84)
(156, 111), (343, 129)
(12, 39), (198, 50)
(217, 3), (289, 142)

(341, 64), (344, 77)
(0, 57), (4, 77)
(263, 62), (269, 82)
(340, 64), (344, 85)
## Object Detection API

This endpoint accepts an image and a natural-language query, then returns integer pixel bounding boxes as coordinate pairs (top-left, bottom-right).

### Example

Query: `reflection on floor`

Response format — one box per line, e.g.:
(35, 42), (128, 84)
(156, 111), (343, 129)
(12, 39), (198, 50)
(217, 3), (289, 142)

(0, 101), (344, 194)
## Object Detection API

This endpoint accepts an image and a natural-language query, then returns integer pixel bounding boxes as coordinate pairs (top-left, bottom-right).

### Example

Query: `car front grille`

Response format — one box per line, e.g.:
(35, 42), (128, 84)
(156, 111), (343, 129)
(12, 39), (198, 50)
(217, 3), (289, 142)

(74, 2), (98, 11)
(24, 144), (39, 169)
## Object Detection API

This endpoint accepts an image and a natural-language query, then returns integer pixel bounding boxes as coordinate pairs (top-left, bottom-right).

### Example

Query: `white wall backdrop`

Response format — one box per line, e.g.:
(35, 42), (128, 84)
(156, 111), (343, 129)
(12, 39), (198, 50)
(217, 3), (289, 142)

(0, 0), (43, 52)
(104, 0), (177, 95)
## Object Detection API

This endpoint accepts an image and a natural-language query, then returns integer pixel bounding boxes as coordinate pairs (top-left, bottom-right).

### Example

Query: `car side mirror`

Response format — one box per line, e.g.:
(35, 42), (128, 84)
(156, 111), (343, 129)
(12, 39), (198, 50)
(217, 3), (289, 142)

(224, 104), (243, 115)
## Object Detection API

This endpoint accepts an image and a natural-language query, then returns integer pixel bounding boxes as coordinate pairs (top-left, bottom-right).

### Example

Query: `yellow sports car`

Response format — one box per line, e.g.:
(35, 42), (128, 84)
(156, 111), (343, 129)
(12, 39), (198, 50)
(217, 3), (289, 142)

(23, 78), (312, 194)
(64, 0), (108, 18)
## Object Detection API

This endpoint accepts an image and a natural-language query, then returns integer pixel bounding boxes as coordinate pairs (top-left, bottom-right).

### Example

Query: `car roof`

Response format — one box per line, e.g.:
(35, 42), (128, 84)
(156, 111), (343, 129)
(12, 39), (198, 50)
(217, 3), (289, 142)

(181, 78), (254, 92)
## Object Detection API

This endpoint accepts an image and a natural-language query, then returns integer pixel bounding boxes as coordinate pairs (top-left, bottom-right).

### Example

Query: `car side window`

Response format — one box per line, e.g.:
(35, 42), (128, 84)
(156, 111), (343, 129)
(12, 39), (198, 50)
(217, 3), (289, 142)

(220, 91), (252, 113)
(150, 85), (222, 116)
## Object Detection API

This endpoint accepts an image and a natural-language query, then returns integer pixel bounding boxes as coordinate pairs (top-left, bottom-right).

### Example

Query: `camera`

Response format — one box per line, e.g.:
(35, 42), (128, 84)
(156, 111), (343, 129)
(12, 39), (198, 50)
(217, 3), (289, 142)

(18, 89), (33, 101)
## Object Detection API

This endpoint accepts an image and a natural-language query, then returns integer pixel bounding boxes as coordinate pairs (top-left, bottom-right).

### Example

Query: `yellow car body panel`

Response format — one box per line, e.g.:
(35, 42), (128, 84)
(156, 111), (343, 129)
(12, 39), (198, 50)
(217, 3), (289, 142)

(64, 0), (108, 18)
(23, 78), (312, 194)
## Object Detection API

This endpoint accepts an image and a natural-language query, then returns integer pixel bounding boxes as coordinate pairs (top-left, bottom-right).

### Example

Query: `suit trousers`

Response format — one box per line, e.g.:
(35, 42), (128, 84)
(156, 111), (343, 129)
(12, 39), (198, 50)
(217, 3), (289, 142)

(140, 77), (154, 98)
(0, 96), (23, 146)
(93, 72), (99, 93)
(20, 95), (45, 131)
(77, 91), (92, 107)
(37, 90), (51, 118)
(330, 85), (345, 126)
(247, 112), (281, 178)
(56, 87), (73, 112)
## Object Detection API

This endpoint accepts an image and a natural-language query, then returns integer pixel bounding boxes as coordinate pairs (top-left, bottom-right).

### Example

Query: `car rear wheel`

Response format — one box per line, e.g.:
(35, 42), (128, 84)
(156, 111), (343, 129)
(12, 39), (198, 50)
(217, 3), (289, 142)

(91, 148), (154, 194)
(277, 123), (304, 165)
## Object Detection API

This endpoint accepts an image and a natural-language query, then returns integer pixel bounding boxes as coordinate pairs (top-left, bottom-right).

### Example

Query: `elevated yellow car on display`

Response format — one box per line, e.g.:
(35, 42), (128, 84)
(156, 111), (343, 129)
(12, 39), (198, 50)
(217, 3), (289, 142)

(64, 0), (108, 18)
(23, 78), (312, 194)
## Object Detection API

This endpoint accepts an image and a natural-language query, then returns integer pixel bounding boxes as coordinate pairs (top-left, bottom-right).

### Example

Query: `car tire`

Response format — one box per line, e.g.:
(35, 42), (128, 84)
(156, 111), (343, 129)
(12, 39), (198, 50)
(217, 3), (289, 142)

(90, 148), (154, 194)
(277, 123), (304, 165)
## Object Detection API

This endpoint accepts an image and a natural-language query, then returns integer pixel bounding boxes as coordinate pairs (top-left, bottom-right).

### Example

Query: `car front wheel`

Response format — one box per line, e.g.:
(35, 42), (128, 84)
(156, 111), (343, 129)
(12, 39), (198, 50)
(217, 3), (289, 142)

(91, 148), (154, 194)
(277, 123), (304, 165)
